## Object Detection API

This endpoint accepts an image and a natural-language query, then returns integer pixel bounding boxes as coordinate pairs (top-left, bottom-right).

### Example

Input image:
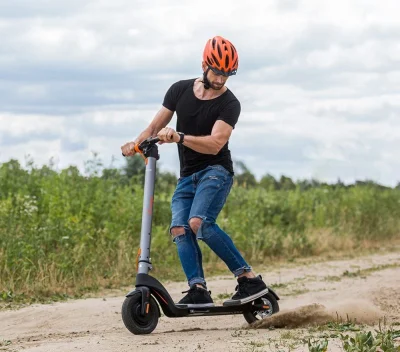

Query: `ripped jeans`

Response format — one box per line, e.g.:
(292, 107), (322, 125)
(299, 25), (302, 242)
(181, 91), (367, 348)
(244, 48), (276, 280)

(170, 165), (251, 288)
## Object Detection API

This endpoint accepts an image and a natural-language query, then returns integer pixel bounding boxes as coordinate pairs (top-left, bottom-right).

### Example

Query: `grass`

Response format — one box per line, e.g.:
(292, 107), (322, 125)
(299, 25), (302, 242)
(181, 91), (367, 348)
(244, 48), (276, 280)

(306, 314), (363, 341)
(280, 331), (298, 340)
(308, 338), (328, 352)
(319, 263), (400, 285)
(340, 326), (400, 351)
(326, 321), (361, 333)
(342, 263), (400, 279)
(323, 275), (342, 282)
(270, 282), (290, 289)
(249, 341), (267, 347)
(0, 340), (12, 347)
(305, 318), (400, 352)
(1, 158), (400, 304)
(244, 317), (399, 352)
(231, 329), (251, 337)
(215, 292), (232, 300)
(286, 288), (310, 296)
(0, 291), (77, 310)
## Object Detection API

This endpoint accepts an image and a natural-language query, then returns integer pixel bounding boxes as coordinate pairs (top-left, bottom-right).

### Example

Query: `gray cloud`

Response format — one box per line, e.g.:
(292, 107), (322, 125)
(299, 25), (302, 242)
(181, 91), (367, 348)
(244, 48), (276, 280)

(314, 103), (399, 123)
(275, 0), (299, 12)
(0, 1), (84, 18)
(1, 0), (399, 186)
(0, 131), (59, 146)
(60, 138), (87, 152)
(0, 69), (176, 114)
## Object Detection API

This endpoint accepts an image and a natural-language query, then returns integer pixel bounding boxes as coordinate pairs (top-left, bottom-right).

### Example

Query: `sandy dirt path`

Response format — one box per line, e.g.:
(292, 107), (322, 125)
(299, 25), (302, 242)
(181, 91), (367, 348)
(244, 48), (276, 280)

(1, 251), (399, 352)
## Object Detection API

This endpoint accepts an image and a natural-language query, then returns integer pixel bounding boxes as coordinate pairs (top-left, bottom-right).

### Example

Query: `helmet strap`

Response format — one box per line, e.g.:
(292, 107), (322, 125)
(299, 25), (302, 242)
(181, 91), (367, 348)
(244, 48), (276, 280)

(202, 68), (211, 90)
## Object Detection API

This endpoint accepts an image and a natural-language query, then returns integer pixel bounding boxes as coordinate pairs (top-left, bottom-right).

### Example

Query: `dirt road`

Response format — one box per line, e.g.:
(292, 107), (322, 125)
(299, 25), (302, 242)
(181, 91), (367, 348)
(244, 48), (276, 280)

(1, 251), (399, 352)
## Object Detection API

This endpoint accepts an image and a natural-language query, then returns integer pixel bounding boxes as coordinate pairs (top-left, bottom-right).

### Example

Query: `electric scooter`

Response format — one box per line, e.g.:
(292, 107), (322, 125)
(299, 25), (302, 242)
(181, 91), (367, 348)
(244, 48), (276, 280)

(121, 137), (280, 335)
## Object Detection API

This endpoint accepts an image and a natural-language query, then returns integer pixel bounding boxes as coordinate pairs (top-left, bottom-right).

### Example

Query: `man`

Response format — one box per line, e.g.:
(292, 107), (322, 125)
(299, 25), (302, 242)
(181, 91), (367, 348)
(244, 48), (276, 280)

(121, 36), (268, 307)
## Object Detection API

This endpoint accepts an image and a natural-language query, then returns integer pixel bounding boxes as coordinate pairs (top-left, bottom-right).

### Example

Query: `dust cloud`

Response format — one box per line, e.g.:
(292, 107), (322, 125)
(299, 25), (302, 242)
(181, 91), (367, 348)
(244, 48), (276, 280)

(251, 300), (384, 329)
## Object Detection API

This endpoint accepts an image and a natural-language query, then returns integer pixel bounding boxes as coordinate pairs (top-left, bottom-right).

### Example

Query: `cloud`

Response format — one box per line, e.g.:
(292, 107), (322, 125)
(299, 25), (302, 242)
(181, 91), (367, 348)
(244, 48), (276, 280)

(0, 1), (84, 18)
(0, 0), (399, 186)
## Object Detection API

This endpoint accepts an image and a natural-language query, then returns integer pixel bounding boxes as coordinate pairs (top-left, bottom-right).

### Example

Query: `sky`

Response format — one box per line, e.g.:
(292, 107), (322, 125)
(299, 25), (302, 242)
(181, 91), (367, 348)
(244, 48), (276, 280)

(0, 0), (399, 186)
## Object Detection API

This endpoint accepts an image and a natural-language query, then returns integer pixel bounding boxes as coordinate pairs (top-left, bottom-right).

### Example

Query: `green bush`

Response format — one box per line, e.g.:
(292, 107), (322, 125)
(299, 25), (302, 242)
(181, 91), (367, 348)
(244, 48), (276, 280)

(1, 159), (399, 301)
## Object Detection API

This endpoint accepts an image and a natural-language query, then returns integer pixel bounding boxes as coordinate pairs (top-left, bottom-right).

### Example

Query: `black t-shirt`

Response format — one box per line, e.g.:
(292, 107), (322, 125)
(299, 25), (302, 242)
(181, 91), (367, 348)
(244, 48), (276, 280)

(162, 78), (240, 177)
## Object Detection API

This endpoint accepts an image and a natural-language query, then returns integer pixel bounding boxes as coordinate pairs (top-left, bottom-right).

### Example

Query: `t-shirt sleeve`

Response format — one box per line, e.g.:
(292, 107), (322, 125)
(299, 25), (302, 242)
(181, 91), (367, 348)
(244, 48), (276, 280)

(162, 81), (181, 112)
(217, 99), (241, 129)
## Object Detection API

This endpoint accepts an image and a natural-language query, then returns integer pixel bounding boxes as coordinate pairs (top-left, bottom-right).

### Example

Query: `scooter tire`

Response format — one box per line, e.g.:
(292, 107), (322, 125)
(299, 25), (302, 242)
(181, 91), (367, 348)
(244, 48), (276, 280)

(243, 292), (279, 325)
(122, 292), (159, 335)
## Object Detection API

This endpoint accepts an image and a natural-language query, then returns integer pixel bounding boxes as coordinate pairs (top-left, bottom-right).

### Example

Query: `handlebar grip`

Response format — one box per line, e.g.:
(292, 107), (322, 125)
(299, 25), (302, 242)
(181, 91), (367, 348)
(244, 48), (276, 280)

(147, 137), (160, 144)
(122, 137), (160, 157)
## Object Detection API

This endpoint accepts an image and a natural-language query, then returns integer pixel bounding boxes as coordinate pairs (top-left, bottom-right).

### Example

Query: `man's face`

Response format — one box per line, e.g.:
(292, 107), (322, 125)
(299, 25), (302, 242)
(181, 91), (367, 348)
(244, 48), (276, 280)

(207, 69), (229, 90)
(203, 63), (229, 90)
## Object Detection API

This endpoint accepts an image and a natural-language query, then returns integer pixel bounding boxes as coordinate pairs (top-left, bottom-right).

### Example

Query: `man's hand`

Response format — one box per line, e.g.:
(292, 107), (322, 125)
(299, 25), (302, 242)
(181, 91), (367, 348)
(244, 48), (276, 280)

(121, 142), (136, 156)
(157, 127), (179, 144)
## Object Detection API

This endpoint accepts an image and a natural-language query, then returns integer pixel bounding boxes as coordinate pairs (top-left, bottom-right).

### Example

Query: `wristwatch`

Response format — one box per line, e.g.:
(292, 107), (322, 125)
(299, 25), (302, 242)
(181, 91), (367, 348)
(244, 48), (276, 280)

(177, 132), (185, 144)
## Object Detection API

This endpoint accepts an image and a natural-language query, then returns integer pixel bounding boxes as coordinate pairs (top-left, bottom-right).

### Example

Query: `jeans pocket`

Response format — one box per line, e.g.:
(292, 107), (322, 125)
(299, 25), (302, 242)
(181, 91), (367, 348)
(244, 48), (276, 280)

(207, 165), (232, 178)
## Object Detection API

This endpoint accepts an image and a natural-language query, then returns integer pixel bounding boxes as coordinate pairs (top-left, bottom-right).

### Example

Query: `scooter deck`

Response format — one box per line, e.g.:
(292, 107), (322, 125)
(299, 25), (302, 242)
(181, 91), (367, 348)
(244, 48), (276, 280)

(174, 288), (270, 309)
(172, 303), (252, 316)
(175, 303), (215, 309)
(222, 288), (269, 306)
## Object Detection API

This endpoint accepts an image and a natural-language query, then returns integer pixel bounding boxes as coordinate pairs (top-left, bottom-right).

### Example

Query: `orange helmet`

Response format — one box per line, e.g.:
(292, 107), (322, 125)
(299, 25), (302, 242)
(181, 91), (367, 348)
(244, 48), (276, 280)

(203, 36), (239, 77)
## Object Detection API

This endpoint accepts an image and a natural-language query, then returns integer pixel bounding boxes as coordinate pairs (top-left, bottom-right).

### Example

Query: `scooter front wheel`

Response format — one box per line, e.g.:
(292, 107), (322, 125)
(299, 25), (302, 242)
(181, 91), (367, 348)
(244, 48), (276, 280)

(243, 292), (279, 325)
(122, 292), (159, 334)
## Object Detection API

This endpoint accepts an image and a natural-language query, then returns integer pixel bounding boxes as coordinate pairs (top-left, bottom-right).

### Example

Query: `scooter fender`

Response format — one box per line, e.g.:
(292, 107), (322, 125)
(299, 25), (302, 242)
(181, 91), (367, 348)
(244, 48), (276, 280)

(267, 286), (280, 301)
(126, 287), (161, 317)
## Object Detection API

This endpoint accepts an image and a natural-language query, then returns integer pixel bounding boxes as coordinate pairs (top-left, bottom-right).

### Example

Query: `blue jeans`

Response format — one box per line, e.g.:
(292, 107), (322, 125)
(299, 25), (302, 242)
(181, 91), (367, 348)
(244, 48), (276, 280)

(170, 165), (251, 287)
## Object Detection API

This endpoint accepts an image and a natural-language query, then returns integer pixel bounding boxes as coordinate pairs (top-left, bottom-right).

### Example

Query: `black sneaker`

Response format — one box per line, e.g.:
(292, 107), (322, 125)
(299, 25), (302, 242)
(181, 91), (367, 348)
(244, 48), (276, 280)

(176, 285), (214, 307)
(223, 275), (269, 306)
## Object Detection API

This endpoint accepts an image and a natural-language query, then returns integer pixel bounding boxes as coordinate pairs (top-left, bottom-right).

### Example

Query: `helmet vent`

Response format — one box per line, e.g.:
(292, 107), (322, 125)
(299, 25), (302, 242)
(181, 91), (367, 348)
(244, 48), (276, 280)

(217, 44), (222, 59)
(232, 58), (238, 68)
(211, 53), (220, 68)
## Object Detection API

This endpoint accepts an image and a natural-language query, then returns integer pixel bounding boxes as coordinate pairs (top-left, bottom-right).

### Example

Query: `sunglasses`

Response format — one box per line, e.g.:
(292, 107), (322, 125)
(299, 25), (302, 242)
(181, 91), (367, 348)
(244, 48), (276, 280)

(208, 65), (237, 77)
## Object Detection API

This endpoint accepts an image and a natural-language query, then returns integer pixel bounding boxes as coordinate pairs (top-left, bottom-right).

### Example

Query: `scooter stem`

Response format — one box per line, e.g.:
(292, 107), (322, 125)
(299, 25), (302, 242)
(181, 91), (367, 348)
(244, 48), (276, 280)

(138, 155), (157, 274)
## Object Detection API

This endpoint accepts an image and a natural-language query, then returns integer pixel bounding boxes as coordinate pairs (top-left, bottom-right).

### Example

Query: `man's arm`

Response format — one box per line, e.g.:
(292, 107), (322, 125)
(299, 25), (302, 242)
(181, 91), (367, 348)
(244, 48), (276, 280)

(159, 120), (233, 155)
(135, 106), (174, 144)
(121, 106), (174, 156)
(181, 120), (233, 155)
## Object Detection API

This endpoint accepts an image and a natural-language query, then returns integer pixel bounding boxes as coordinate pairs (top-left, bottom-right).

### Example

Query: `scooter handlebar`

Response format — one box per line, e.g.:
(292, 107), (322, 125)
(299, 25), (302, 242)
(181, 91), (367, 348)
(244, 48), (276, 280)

(139, 137), (160, 150)
(122, 137), (161, 157)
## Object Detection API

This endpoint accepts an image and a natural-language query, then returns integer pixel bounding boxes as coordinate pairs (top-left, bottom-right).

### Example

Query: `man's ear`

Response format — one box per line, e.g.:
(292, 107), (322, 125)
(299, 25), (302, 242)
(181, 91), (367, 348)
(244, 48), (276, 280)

(201, 61), (208, 72)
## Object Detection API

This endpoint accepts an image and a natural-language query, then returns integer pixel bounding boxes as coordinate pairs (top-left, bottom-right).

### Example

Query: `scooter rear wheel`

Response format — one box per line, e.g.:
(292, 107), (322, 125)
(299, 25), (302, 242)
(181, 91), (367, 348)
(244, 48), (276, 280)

(243, 292), (279, 325)
(122, 292), (159, 334)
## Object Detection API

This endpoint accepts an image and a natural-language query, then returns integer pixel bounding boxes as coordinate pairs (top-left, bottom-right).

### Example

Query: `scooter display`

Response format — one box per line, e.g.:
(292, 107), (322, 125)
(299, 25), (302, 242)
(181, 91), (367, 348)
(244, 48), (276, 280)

(122, 137), (280, 335)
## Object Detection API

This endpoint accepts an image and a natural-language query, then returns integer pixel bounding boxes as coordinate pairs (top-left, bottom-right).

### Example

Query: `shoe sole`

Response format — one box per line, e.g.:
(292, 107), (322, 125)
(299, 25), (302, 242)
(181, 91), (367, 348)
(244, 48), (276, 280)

(223, 288), (269, 306)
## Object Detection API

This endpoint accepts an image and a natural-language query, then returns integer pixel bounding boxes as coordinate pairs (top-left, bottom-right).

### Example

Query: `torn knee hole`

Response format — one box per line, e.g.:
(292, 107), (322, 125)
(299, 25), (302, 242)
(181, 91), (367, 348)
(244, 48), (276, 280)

(170, 226), (185, 237)
(172, 234), (185, 240)
(189, 218), (202, 234)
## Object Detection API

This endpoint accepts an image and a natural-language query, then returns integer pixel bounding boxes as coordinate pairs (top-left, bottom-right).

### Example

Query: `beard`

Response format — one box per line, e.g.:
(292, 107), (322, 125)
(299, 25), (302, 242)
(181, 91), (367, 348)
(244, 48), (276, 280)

(210, 82), (224, 90)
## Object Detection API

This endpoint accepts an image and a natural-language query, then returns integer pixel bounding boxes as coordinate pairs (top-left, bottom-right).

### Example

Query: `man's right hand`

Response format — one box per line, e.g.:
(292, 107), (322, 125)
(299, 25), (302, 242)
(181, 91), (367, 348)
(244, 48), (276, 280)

(121, 142), (136, 156)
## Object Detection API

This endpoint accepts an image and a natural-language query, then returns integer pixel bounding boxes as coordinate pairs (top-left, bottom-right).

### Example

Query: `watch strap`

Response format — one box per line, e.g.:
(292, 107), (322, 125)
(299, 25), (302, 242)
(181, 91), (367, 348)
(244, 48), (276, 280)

(177, 132), (185, 144)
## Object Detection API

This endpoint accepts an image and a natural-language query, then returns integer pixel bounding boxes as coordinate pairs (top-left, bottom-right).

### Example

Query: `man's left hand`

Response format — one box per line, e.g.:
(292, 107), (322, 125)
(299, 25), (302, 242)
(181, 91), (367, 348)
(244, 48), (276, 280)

(157, 127), (179, 144)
